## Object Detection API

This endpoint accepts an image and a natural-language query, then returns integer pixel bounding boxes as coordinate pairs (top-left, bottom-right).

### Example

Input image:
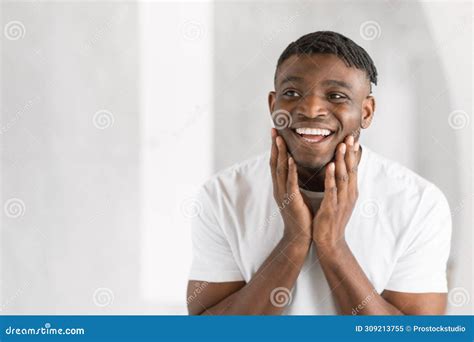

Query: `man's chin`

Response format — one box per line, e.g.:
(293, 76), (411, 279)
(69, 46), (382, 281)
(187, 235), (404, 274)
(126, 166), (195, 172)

(293, 157), (329, 173)
(288, 147), (336, 173)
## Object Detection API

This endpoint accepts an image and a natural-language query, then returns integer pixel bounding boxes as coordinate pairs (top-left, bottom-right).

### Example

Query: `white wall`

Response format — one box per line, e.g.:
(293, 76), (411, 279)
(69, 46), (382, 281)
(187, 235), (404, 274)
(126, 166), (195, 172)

(420, 2), (473, 314)
(139, 1), (214, 313)
(1, 1), (143, 314)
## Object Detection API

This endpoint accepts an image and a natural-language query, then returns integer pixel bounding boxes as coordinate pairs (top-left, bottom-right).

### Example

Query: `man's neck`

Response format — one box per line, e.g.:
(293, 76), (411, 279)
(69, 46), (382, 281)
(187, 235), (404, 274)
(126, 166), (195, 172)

(296, 147), (363, 193)
(297, 166), (326, 192)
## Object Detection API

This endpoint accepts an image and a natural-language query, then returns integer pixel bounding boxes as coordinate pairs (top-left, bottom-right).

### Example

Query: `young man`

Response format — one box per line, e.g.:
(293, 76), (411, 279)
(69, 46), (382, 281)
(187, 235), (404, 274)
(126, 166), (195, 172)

(187, 31), (452, 315)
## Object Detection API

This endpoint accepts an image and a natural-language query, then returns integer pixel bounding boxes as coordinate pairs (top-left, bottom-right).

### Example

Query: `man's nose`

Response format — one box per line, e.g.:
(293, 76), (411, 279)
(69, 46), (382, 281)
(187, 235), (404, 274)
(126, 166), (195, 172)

(295, 95), (328, 119)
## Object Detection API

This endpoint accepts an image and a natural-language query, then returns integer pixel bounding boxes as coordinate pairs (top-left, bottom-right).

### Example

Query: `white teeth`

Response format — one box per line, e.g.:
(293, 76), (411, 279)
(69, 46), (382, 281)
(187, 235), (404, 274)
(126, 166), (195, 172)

(295, 128), (332, 136)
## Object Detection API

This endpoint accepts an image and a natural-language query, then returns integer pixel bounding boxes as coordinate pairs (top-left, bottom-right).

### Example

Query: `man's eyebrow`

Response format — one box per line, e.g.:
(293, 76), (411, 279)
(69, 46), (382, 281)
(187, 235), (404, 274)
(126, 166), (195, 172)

(279, 75), (305, 86)
(321, 79), (353, 90)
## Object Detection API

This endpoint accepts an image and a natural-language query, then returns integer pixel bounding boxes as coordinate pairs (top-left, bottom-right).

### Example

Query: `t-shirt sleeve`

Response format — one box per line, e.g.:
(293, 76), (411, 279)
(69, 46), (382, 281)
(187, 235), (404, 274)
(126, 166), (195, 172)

(384, 184), (452, 293)
(188, 186), (244, 282)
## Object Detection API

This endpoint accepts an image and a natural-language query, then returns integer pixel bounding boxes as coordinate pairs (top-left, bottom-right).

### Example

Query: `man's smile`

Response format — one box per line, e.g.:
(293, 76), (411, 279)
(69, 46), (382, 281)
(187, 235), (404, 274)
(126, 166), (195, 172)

(280, 124), (343, 170)
(291, 126), (336, 144)
(286, 125), (339, 154)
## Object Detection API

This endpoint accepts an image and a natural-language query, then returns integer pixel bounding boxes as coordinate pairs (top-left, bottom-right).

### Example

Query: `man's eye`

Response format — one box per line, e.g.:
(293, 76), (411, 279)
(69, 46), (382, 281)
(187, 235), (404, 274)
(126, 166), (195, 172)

(283, 90), (300, 97)
(328, 93), (347, 101)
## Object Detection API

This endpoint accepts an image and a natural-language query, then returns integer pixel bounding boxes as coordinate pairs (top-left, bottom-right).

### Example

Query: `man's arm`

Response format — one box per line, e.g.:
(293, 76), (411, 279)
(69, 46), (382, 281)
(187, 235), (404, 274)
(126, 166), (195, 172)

(381, 290), (446, 315)
(187, 235), (309, 315)
(187, 129), (314, 315)
(313, 136), (446, 315)
(316, 241), (446, 315)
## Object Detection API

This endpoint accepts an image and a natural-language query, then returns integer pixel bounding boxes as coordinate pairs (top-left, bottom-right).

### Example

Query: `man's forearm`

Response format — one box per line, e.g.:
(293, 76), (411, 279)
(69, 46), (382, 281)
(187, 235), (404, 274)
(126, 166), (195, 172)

(317, 241), (403, 315)
(201, 235), (309, 315)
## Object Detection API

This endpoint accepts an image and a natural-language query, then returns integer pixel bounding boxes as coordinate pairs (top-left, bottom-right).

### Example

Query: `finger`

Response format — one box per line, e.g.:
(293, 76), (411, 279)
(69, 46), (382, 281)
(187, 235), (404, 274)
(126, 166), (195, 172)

(345, 135), (356, 175)
(276, 136), (288, 193)
(287, 156), (300, 199)
(323, 162), (337, 207)
(270, 128), (278, 165)
(335, 142), (348, 198)
(270, 128), (278, 195)
(300, 191), (314, 216)
(345, 135), (358, 194)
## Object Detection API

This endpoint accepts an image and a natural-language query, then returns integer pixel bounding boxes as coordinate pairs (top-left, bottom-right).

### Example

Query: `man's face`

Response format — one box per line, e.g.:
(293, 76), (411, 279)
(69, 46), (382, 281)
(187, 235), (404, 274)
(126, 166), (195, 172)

(268, 53), (375, 170)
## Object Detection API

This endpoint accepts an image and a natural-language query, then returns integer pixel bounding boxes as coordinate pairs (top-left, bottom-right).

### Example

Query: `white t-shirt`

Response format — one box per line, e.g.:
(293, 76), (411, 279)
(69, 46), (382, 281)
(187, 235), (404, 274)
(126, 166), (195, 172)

(189, 145), (452, 314)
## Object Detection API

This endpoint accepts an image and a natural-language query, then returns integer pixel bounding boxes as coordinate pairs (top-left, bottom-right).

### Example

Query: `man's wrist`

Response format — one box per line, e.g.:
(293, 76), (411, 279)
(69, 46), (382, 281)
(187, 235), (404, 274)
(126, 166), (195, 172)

(315, 239), (351, 263)
(281, 233), (311, 256)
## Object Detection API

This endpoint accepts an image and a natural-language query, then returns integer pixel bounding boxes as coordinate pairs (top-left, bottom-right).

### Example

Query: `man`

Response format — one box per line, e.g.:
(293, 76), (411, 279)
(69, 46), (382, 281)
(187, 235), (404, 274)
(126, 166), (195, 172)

(187, 31), (451, 315)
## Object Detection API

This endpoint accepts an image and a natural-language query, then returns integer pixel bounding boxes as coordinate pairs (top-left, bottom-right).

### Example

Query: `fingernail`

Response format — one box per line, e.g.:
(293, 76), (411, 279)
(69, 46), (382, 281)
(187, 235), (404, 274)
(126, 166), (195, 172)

(329, 162), (335, 172)
(354, 141), (360, 151)
(347, 135), (354, 145)
(340, 143), (346, 154)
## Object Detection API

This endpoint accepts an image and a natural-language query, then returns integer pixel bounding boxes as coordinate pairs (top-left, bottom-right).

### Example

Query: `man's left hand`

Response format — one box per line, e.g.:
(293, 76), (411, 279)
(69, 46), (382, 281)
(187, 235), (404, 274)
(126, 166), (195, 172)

(312, 135), (360, 250)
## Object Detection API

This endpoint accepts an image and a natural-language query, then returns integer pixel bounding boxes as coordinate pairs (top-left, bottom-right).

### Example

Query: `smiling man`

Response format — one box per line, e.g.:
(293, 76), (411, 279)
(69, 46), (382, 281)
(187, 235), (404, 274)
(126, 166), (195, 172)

(187, 31), (452, 315)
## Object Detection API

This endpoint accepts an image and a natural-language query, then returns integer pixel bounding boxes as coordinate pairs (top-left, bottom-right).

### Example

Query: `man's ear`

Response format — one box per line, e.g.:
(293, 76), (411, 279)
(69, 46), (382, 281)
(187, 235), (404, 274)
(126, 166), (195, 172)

(361, 95), (375, 129)
(268, 91), (276, 115)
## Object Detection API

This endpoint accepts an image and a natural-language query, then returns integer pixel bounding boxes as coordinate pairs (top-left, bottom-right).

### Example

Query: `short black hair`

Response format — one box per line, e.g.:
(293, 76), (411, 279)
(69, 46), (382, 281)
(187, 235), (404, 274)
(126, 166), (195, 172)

(275, 31), (378, 91)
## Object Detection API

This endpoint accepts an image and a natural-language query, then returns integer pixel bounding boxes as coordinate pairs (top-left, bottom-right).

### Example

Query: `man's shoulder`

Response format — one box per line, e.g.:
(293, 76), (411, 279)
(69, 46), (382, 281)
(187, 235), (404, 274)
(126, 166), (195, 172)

(363, 146), (448, 206)
(199, 152), (270, 197)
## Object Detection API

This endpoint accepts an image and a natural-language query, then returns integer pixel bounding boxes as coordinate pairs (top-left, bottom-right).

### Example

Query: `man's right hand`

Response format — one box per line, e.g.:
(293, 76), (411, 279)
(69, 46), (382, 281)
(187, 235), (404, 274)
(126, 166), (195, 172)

(187, 129), (313, 315)
(270, 128), (313, 249)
